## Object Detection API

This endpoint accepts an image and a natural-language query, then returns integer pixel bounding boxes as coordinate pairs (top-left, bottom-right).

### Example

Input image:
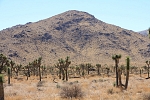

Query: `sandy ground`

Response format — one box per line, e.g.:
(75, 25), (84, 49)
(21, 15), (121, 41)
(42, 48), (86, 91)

(3, 73), (150, 100)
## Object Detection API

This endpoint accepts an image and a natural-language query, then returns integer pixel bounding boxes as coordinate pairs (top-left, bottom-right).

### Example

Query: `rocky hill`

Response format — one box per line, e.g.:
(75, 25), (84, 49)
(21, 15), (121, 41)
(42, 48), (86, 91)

(139, 30), (148, 36)
(0, 10), (149, 66)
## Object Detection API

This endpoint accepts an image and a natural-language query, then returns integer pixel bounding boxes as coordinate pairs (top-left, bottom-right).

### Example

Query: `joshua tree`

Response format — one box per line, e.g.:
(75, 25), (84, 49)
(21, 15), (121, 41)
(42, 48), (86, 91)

(148, 27), (150, 39)
(125, 57), (130, 89)
(80, 64), (85, 77)
(146, 60), (150, 78)
(56, 56), (71, 81)
(24, 65), (31, 80)
(13, 64), (22, 76)
(96, 64), (101, 75)
(75, 66), (81, 76)
(144, 28), (150, 79)
(37, 57), (42, 81)
(57, 58), (65, 80)
(10, 60), (15, 78)
(0, 54), (10, 74)
(41, 65), (46, 76)
(118, 57), (130, 90)
(86, 63), (91, 75)
(0, 74), (4, 100)
(64, 56), (71, 81)
(112, 54), (121, 87)
(106, 67), (110, 77)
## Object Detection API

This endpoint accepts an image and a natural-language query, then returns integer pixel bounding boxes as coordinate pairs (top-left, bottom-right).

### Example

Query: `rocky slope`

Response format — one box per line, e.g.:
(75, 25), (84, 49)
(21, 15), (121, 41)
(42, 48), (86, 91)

(0, 10), (149, 66)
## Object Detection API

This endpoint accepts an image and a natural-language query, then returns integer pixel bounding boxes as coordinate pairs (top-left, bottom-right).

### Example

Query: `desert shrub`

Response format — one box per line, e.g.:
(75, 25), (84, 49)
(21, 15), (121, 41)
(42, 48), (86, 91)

(92, 79), (97, 83)
(143, 93), (150, 100)
(107, 88), (114, 94)
(60, 84), (83, 99)
(37, 81), (45, 87)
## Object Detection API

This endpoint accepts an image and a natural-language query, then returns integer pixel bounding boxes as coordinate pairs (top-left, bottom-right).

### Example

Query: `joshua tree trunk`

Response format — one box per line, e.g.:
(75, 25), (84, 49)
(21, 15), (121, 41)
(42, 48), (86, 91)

(146, 61), (150, 79)
(59, 68), (62, 79)
(148, 65), (149, 78)
(115, 60), (119, 87)
(140, 69), (142, 77)
(39, 65), (41, 81)
(0, 75), (4, 100)
(118, 68), (123, 89)
(125, 69), (129, 89)
(65, 69), (68, 81)
(8, 68), (11, 84)
(11, 68), (13, 78)
(125, 57), (130, 90)
(27, 67), (30, 77)
(62, 69), (65, 80)
(27, 75), (28, 80)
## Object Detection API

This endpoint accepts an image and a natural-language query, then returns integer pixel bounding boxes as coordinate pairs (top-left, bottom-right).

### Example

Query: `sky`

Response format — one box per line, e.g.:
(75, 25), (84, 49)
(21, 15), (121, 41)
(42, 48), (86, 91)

(0, 0), (149, 32)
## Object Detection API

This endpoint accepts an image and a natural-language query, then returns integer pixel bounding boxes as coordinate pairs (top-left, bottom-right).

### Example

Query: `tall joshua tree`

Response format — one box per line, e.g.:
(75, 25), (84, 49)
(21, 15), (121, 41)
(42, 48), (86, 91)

(118, 57), (130, 90)
(112, 54), (121, 87)
(146, 28), (150, 78)
(56, 58), (65, 80)
(146, 60), (150, 78)
(37, 57), (42, 81)
(125, 57), (130, 89)
(148, 27), (150, 39)
(0, 74), (4, 100)
(64, 56), (71, 81)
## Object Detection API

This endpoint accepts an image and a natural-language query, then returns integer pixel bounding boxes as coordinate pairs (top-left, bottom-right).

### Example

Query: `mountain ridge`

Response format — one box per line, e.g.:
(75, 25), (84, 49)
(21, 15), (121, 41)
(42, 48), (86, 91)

(0, 10), (149, 66)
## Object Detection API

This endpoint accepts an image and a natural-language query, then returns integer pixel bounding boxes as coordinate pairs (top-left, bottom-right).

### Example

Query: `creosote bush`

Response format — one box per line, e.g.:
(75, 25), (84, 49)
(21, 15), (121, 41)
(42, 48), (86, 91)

(60, 84), (83, 99)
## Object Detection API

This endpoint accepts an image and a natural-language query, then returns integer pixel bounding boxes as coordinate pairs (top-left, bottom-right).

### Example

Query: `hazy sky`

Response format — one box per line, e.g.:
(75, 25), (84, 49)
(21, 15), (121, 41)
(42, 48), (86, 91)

(0, 0), (149, 32)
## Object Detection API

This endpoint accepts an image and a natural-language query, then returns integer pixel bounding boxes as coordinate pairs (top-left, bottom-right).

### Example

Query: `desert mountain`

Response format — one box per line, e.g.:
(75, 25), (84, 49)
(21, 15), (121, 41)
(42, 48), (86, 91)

(139, 30), (148, 36)
(0, 10), (149, 66)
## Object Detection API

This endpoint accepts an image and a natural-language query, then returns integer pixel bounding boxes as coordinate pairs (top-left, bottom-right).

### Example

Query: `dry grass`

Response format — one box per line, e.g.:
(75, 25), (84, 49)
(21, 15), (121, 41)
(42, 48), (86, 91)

(3, 74), (150, 100)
